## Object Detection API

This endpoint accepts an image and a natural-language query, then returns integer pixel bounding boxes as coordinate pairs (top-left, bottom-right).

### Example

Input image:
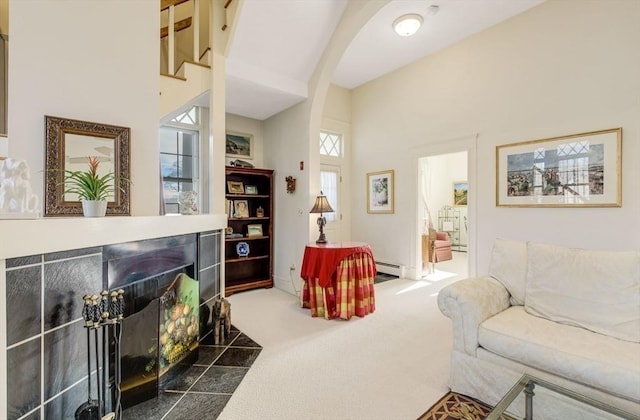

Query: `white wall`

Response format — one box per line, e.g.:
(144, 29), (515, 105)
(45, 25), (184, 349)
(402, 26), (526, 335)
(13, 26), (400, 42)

(8, 0), (159, 216)
(351, 0), (640, 276)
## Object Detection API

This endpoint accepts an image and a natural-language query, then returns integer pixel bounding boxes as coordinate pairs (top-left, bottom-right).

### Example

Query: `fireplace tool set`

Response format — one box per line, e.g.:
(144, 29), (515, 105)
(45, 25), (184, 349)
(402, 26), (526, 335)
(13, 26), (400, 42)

(76, 290), (125, 420)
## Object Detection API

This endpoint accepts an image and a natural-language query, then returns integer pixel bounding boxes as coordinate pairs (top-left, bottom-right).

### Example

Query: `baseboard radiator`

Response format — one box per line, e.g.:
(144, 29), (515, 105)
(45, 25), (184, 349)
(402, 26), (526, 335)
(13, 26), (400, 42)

(375, 261), (405, 278)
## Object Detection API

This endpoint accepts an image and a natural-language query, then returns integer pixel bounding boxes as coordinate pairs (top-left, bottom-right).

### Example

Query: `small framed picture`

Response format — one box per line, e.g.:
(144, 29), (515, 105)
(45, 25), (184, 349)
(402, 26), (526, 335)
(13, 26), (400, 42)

(227, 181), (244, 194)
(245, 185), (258, 195)
(453, 181), (468, 206)
(367, 170), (394, 214)
(247, 224), (263, 237)
(233, 200), (249, 218)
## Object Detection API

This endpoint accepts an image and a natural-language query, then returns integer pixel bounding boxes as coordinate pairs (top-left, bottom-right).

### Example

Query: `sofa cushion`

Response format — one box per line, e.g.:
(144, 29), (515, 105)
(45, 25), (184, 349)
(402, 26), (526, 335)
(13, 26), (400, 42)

(525, 242), (640, 343)
(488, 238), (527, 305)
(479, 306), (640, 402)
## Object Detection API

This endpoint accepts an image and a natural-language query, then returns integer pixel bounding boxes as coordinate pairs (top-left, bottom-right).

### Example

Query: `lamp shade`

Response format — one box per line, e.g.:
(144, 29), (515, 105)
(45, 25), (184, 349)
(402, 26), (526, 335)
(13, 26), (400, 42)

(310, 194), (334, 214)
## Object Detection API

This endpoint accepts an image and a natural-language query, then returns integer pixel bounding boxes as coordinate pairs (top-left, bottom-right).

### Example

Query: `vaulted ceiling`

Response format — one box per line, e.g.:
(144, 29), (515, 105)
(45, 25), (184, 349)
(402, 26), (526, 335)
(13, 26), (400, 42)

(225, 0), (546, 120)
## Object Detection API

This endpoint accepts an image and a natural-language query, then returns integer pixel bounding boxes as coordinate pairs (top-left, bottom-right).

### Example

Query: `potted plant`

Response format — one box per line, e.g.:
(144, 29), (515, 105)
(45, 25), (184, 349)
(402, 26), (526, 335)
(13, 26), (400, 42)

(62, 156), (127, 217)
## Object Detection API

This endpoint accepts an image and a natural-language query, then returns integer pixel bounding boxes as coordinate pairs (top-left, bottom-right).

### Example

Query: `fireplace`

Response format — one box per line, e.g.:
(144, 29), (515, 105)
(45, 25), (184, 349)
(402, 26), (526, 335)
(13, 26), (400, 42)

(2, 225), (223, 419)
(104, 234), (202, 408)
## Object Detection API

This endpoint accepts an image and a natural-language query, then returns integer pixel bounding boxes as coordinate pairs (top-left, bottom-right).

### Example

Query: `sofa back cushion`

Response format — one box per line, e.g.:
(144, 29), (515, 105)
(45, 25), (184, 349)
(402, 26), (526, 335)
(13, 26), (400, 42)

(525, 242), (640, 343)
(489, 238), (527, 305)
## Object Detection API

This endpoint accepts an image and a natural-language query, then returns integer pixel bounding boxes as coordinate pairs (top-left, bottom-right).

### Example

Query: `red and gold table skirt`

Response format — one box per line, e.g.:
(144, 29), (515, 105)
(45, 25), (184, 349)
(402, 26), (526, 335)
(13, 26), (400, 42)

(301, 252), (376, 320)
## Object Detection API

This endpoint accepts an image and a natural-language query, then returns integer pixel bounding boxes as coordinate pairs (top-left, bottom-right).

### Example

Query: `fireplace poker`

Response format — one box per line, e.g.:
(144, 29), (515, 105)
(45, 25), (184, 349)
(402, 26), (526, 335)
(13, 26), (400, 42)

(91, 294), (103, 416)
(75, 295), (100, 420)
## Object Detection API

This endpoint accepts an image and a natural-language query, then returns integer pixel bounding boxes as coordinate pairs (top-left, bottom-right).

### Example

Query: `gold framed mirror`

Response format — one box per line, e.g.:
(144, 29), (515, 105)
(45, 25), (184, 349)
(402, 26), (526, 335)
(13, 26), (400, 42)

(44, 115), (130, 216)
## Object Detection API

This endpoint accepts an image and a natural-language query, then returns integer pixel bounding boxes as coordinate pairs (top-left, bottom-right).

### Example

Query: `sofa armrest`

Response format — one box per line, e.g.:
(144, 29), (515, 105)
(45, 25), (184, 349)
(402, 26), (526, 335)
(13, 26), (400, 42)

(437, 277), (510, 356)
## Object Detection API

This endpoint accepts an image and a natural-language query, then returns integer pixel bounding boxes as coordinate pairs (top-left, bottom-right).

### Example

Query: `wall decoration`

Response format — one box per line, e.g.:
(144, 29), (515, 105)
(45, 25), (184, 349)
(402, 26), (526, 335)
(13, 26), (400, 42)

(285, 176), (296, 193)
(227, 181), (244, 194)
(367, 169), (394, 214)
(496, 128), (622, 207)
(453, 181), (468, 206)
(44, 115), (130, 217)
(226, 131), (253, 159)
(247, 224), (263, 237)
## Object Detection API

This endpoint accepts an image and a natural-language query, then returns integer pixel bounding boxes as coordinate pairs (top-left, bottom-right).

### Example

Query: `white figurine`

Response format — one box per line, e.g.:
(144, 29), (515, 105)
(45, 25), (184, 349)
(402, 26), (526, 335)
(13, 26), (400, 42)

(0, 158), (40, 215)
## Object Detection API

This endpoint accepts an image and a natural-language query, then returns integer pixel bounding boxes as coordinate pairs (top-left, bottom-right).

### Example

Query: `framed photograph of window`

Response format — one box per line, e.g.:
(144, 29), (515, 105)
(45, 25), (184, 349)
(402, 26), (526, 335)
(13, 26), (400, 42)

(226, 131), (253, 159)
(247, 224), (263, 237)
(233, 200), (249, 218)
(453, 181), (468, 206)
(496, 128), (622, 207)
(367, 170), (394, 214)
(227, 181), (244, 194)
(245, 185), (258, 195)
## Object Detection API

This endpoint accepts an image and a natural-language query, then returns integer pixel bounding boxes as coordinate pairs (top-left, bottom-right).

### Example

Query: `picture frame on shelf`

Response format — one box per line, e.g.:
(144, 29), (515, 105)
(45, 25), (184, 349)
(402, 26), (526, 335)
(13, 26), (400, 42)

(496, 128), (622, 207)
(366, 170), (394, 214)
(245, 185), (258, 195)
(247, 224), (263, 237)
(453, 181), (468, 206)
(227, 181), (244, 194)
(226, 131), (253, 159)
(233, 200), (249, 218)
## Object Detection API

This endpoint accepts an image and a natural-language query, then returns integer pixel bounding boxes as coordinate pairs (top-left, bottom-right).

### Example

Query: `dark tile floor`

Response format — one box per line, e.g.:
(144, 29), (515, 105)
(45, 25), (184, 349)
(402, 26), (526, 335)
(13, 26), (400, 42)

(122, 325), (261, 419)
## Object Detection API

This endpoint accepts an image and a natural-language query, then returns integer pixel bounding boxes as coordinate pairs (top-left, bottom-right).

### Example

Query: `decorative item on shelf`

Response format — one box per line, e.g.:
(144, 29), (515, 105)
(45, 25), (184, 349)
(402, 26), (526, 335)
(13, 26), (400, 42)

(60, 156), (129, 217)
(233, 200), (249, 218)
(179, 190), (198, 215)
(236, 241), (250, 257)
(225, 226), (233, 235)
(256, 206), (264, 218)
(285, 176), (296, 193)
(310, 191), (334, 244)
(247, 224), (263, 237)
(245, 185), (258, 195)
(229, 159), (254, 168)
(0, 158), (41, 219)
(82, 200), (107, 218)
(227, 180), (244, 194)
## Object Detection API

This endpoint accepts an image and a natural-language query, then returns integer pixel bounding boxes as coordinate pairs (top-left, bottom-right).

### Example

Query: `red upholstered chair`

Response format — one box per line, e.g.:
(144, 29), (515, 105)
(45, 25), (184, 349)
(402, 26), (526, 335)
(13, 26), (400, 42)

(433, 232), (453, 262)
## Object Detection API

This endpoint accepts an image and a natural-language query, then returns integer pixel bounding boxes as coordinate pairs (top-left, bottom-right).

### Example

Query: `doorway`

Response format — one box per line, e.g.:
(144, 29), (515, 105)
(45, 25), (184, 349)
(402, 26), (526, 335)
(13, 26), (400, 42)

(419, 151), (469, 280)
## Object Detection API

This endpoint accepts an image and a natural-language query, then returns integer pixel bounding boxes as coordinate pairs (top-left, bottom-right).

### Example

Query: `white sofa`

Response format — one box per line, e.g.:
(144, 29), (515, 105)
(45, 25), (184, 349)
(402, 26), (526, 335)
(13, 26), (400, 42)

(438, 239), (640, 418)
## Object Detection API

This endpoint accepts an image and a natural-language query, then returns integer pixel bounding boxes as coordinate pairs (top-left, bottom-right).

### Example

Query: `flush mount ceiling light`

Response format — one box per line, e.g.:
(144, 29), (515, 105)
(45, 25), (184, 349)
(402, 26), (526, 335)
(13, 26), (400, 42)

(393, 13), (423, 37)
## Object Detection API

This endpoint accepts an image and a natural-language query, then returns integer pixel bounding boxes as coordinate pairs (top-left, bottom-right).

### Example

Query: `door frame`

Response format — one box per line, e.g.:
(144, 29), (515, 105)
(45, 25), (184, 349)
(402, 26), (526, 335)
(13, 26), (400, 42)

(411, 134), (477, 280)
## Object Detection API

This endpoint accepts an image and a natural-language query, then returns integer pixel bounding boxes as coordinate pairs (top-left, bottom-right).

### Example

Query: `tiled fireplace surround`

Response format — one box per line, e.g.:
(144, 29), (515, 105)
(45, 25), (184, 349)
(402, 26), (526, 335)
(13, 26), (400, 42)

(0, 215), (226, 420)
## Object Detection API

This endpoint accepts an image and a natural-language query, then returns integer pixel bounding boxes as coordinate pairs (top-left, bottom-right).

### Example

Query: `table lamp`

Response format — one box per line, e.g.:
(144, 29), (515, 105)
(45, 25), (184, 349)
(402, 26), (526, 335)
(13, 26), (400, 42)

(310, 191), (334, 244)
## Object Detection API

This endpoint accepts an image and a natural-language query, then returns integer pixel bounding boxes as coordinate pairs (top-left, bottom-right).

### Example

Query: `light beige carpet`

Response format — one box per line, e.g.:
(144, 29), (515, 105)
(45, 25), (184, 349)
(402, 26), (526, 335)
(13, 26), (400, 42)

(219, 269), (465, 420)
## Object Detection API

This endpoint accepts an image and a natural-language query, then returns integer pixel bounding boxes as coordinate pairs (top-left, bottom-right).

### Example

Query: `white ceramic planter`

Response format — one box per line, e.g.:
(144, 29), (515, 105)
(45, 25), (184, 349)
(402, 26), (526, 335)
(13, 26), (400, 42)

(82, 200), (107, 217)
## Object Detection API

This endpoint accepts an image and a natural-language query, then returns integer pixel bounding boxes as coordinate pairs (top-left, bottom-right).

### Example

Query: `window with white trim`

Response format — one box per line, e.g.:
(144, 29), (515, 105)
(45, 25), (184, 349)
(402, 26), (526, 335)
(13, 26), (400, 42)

(320, 131), (343, 157)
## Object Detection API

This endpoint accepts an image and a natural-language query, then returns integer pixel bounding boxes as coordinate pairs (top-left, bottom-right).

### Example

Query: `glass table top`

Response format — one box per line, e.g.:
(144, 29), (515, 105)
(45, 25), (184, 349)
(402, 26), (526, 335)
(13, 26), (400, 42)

(486, 374), (640, 420)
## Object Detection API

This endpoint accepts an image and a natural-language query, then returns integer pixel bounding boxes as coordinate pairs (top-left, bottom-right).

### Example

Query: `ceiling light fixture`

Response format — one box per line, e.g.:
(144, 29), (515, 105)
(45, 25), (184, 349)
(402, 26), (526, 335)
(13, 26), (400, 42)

(393, 13), (423, 37)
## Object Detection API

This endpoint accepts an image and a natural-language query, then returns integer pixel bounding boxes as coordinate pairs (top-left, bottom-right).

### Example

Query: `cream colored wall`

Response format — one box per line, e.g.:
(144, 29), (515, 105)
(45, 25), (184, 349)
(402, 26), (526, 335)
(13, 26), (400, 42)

(8, 0), (159, 215)
(351, 0), (640, 276)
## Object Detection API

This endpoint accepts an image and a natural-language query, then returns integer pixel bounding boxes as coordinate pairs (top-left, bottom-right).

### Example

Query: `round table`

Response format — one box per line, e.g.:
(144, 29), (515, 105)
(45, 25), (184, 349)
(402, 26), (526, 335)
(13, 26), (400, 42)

(300, 242), (376, 320)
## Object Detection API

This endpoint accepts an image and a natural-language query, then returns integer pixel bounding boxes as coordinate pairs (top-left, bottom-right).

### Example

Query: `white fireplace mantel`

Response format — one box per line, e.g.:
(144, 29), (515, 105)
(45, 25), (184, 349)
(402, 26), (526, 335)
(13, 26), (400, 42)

(0, 214), (227, 260)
